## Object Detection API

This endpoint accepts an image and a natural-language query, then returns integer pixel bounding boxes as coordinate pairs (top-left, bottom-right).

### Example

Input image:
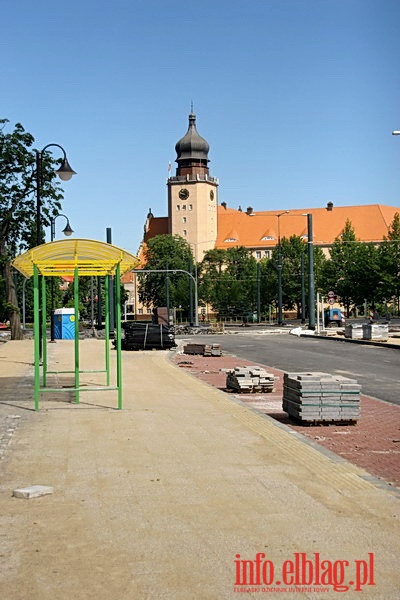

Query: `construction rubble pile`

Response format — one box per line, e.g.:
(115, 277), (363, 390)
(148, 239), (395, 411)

(183, 343), (222, 357)
(283, 372), (361, 423)
(225, 366), (275, 393)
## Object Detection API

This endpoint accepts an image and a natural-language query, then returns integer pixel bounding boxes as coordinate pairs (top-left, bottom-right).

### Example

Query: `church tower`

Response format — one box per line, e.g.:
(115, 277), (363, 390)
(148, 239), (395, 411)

(168, 112), (218, 262)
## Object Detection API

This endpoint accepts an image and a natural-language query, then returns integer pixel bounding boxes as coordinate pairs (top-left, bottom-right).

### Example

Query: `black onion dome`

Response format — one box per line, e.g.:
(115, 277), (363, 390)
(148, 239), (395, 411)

(175, 113), (210, 162)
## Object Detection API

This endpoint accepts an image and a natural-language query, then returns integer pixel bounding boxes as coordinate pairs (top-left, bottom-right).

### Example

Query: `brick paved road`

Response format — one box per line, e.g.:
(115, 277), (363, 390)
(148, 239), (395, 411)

(172, 352), (400, 489)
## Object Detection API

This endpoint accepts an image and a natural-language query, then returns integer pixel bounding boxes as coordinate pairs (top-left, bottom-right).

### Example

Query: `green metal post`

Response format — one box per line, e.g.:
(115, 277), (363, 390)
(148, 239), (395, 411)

(74, 267), (80, 403)
(256, 262), (261, 323)
(115, 264), (122, 409)
(41, 275), (47, 386)
(33, 266), (40, 411)
(105, 276), (110, 386)
(307, 213), (316, 330)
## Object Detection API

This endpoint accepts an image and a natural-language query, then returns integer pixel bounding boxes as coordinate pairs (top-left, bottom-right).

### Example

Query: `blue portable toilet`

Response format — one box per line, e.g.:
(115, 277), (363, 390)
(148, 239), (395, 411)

(53, 308), (76, 339)
(324, 307), (343, 327)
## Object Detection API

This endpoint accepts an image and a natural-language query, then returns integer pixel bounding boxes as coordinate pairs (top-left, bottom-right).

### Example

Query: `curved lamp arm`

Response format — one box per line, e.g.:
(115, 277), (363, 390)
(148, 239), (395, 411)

(50, 213), (74, 241)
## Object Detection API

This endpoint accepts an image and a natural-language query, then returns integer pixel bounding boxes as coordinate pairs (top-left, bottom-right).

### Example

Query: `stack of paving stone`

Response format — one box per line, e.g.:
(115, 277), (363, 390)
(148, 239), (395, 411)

(226, 366), (275, 393)
(362, 323), (389, 341)
(283, 372), (361, 423)
(183, 343), (222, 356)
(345, 323), (363, 339)
(204, 344), (222, 357)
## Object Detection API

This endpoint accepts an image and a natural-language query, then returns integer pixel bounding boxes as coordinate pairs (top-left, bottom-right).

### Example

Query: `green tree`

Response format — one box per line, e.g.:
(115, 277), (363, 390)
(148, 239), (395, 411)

(197, 248), (226, 309)
(199, 246), (257, 319)
(264, 236), (326, 319)
(378, 212), (400, 314)
(321, 220), (385, 315)
(322, 220), (361, 315)
(138, 234), (194, 315)
(351, 243), (380, 308)
(0, 119), (64, 338)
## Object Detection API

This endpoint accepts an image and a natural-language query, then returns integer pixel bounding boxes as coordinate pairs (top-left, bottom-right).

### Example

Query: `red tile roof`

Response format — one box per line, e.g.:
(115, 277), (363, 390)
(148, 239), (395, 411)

(132, 204), (399, 273)
(144, 217), (168, 242)
(216, 204), (399, 249)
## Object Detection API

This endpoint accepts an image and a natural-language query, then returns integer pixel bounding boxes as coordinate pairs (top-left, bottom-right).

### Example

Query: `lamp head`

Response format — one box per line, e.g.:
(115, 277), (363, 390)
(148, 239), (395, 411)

(55, 157), (77, 181)
(62, 221), (74, 237)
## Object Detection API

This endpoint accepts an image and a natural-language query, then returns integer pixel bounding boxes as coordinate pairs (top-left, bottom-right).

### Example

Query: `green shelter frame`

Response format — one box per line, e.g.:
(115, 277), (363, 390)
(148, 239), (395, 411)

(12, 239), (139, 411)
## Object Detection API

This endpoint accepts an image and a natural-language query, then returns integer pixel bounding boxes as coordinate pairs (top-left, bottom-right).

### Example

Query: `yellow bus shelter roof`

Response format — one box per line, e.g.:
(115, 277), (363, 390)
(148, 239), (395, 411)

(12, 238), (140, 278)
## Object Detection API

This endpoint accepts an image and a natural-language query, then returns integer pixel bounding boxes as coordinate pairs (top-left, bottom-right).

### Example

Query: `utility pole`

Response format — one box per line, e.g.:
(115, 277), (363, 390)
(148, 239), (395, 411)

(106, 228), (115, 332)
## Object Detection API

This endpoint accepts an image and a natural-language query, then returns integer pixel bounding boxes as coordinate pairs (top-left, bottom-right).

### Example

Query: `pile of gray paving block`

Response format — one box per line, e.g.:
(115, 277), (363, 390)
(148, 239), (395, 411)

(345, 323), (363, 339)
(362, 324), (389, 341)
(226, 366), (275, 393)
(204, 344), (222, 357)
(183, 343), (222, 356)
(283, 372), (361, 423)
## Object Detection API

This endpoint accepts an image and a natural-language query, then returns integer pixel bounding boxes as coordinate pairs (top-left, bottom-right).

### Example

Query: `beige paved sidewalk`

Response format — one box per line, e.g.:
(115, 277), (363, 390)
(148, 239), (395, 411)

(0, 340), (399, 600)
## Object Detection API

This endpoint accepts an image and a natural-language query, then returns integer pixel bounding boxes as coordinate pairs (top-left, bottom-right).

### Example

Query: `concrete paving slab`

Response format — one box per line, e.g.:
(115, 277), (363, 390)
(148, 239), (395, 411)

(13, 484), (54, 498)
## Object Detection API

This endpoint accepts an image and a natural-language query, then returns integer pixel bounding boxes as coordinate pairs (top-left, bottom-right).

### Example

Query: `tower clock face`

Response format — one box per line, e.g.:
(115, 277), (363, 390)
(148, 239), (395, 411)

(179, 188), (189, 200)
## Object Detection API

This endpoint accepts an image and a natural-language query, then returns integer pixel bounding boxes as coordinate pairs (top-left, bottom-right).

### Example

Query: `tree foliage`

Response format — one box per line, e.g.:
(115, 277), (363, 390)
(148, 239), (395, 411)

(199, 246), (257, 318)
(321, 220), (361, 314)
(137, 235), (195, 314)
(262, 236), (326, 318)
(378, 212), (400, 308)
(0, 119), (64, 250)
(0, 119), (65, 337)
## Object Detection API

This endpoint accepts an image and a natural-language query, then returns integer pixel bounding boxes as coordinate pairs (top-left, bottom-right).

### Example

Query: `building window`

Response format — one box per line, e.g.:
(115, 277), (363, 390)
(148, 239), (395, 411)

(264, 250), (270, 258)
(261, 236), (274, 241)
(182, 204), (186, 210)
(256, 251), (261, 259)
(176, 205), (180, 211)
(182, 216), (187, 223)
(138, 308), (143, 315)
(183, 230), (187, 236)
(146, 308), (152, 314)
(189, 204), (193, 210)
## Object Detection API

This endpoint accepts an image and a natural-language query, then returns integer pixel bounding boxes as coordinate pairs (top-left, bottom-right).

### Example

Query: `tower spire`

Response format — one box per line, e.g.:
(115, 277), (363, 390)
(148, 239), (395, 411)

(174, 111), (210, 177)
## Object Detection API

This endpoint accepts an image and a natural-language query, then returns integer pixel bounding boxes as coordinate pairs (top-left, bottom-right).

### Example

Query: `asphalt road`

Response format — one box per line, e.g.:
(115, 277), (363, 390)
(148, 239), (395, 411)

(177, 333), (400, 406)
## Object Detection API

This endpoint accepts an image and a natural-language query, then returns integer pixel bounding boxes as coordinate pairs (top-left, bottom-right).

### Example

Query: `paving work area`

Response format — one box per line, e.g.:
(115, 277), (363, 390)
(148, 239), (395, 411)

(0, 339), (399, 599)
(173, 352), (400, 489)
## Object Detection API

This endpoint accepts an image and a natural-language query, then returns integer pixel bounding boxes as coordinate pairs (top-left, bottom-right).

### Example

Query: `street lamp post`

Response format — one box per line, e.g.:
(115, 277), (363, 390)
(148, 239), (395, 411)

(51, 214), (73, 242)
(275, 211), (289, 326)
(307, 213), (316, 330)
(301, 253), (306, 324)
(257, 262), (261, 323)
(273, 211), (315, 329)
(35, 144), (76, 246)
(35, 144), (76, 357)
(50, 214), (74, 342)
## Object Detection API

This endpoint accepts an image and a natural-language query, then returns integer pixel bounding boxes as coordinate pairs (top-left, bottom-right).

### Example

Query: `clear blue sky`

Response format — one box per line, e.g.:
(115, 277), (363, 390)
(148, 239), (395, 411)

(2, 0), (399, 255)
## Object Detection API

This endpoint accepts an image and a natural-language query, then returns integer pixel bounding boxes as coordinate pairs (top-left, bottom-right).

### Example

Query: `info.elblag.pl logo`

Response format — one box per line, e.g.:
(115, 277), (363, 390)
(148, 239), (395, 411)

(234, 552), (375, 593)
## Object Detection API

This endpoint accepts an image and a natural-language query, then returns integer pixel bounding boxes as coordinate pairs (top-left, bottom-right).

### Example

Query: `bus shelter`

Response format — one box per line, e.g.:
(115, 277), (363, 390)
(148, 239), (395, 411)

(12, 239), (139, 410)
